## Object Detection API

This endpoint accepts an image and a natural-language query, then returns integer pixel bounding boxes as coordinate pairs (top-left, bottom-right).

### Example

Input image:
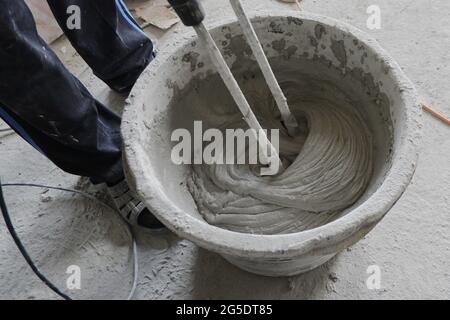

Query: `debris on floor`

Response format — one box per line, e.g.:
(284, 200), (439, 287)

(25, 0), (63, 43)
(127, 0), (180, 30)
(136, 5), (180, 30)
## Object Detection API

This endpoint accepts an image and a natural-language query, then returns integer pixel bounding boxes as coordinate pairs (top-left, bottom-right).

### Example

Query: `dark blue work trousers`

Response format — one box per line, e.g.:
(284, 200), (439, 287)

(0, 0), (154, 184)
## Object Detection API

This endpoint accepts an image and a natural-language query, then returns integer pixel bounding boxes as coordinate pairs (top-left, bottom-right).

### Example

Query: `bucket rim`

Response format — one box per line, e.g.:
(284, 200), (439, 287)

(122, 10), (422, 259)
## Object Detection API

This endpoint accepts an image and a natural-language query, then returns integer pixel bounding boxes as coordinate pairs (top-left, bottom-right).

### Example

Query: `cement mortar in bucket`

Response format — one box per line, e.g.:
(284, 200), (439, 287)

(122, 11), (422, 277)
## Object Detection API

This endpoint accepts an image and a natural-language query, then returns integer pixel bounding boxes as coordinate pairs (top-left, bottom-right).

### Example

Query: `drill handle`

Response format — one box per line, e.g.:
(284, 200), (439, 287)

(168, 0), (205, 26)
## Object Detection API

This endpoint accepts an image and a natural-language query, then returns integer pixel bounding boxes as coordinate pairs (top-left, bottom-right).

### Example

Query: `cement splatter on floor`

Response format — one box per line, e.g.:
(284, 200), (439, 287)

(1, 0), (449, 299)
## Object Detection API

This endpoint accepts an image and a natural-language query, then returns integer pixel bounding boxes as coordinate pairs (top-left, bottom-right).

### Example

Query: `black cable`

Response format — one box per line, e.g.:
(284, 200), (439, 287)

(0, 178), (71, 300)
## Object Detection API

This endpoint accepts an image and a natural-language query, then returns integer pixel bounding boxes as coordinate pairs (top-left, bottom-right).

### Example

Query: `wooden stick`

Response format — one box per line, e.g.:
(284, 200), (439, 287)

(230, 0), (299, 136)
(421, 102), (450, 126)
(194, 23), (283, 175)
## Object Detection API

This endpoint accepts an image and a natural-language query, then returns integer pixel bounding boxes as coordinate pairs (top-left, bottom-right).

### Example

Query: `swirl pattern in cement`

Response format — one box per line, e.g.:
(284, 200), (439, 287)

(188, 80), (373, 235)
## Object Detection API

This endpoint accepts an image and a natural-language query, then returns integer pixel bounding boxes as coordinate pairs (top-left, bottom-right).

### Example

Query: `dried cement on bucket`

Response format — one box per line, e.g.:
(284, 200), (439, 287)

(186, 62), (374, 235)
(122, 12), (421, 275)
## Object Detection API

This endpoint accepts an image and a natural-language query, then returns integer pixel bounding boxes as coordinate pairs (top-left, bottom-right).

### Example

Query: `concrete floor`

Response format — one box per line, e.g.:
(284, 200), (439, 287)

(0, 0), (449, 300)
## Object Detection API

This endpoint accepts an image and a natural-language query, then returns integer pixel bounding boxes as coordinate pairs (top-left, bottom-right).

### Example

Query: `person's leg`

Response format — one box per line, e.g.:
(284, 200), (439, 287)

(0, 0), (123, 185)
(46, 0), (155, 94)
(0, 0), (163, 229)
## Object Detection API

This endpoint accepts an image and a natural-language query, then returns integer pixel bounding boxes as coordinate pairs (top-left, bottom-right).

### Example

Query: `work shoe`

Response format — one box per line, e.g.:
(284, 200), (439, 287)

(108, 179), (166, 230)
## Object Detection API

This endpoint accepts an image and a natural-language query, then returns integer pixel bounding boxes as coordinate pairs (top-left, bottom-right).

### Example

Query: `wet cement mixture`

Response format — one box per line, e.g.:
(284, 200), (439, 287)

(187, 69), (373, 235)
